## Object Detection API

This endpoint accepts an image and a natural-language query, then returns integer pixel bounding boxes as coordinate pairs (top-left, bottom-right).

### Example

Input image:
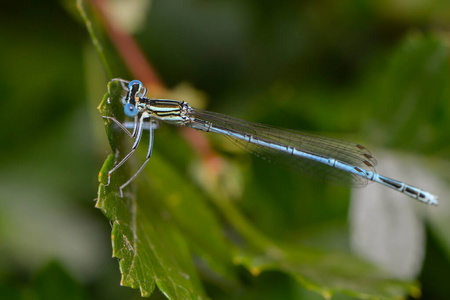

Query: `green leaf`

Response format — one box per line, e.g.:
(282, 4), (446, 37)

(235, 247), (420, 300)
(140, 154), (238, 285)
(97, 182), (202, 298)
(96, 81), (236, 298)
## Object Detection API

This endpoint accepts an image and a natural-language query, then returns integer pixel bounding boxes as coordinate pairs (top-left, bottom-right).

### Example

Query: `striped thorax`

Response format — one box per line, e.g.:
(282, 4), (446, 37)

(142, 98), (191, 125)
(122, 80), (191, 125)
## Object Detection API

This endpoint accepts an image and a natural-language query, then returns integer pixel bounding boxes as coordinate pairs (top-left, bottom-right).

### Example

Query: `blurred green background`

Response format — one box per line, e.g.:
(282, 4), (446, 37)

(1, 0), (449, 299)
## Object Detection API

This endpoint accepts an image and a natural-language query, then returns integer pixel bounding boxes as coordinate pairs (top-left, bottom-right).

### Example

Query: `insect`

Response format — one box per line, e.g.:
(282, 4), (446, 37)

(102, 79), (438, 205)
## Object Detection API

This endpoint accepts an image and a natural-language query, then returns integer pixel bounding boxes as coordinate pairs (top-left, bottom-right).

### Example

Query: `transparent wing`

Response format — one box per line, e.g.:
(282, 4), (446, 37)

(190, 108), (377, 187)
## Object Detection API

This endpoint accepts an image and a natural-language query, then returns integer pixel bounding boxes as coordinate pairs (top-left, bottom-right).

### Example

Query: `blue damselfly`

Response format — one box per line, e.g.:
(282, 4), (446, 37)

(102, 79), (438, 205)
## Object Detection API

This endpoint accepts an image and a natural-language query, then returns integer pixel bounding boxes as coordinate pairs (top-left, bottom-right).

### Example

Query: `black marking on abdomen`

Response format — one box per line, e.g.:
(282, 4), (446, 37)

(405, 187), (416, 194)
(380, 177), (402, 189)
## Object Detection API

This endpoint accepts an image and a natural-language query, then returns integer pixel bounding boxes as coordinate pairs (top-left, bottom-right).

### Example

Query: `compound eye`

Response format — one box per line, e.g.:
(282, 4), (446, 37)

(128, 80), (148, 97)
(124, 103), (139, 117)
(128, 80), (143, 91)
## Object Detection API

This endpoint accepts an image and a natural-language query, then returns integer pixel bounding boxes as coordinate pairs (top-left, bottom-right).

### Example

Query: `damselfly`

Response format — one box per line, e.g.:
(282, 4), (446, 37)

(102, 79), (438, 205)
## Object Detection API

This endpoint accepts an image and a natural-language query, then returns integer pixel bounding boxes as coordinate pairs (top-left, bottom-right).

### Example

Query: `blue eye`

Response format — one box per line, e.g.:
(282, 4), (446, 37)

(124, 103), (138, 117)
(128, 80), (142, 90)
